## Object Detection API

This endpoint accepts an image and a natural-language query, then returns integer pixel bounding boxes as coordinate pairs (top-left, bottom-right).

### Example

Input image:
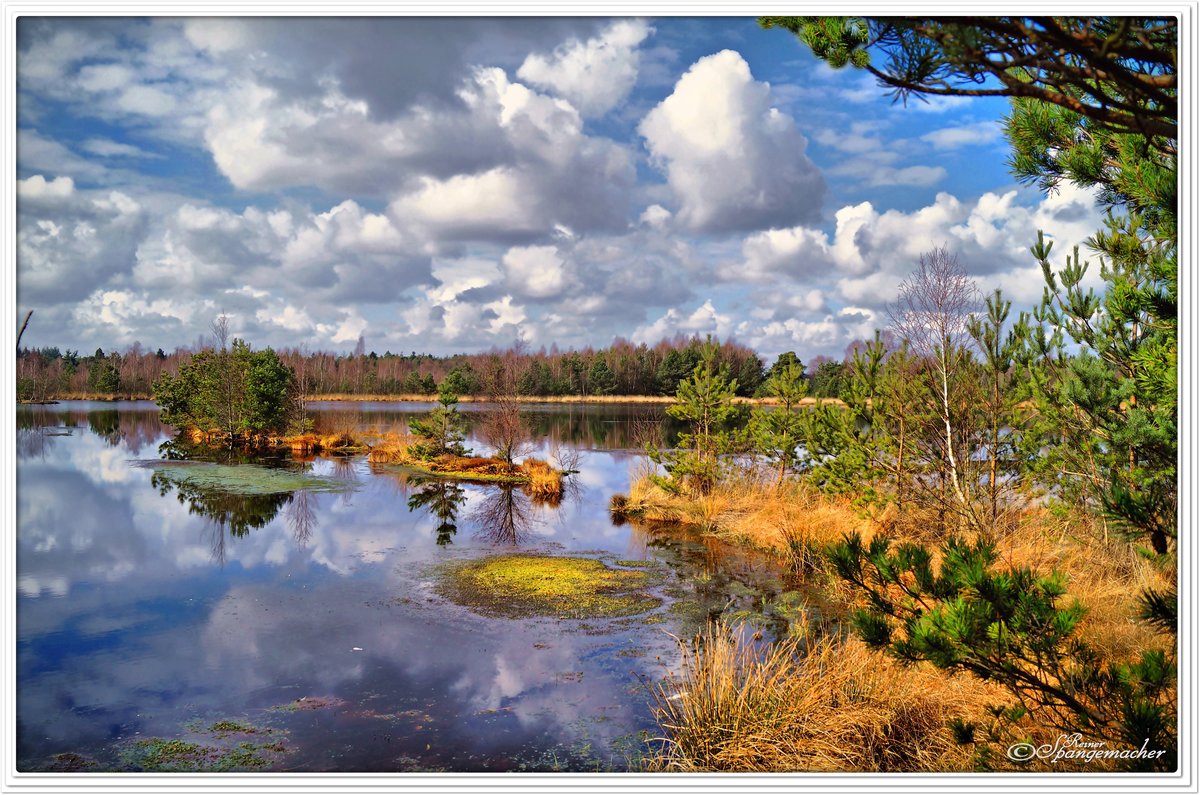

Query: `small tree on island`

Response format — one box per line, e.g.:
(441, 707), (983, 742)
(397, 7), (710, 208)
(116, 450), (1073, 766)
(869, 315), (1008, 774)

(408, 382), (469, 460)
(154, 339), (300, 446)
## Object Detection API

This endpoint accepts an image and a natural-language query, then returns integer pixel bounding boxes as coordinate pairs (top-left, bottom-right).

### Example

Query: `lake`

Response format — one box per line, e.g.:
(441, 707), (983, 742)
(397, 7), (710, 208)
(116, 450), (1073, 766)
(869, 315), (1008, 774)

(16, 401), (801, 772)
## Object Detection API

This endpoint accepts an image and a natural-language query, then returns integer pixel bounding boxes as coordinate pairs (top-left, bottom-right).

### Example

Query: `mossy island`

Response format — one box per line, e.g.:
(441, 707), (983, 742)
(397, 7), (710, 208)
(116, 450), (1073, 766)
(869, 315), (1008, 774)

(436, 554), (662, 620)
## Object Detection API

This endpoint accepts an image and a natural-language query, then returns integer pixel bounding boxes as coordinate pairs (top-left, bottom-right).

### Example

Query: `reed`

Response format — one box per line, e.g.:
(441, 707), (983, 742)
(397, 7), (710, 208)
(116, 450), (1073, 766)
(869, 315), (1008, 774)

(648, 623), (995, 772)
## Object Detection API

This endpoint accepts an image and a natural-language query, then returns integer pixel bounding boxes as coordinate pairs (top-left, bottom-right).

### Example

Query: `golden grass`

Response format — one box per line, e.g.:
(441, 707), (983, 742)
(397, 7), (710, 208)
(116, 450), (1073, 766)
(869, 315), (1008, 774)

(648, 623), (998, 772)
(623, 471), (1173, 772)
(618, 473), (1168, 657)
(522, 457), (564, 500)
(619, 474), (869, 559)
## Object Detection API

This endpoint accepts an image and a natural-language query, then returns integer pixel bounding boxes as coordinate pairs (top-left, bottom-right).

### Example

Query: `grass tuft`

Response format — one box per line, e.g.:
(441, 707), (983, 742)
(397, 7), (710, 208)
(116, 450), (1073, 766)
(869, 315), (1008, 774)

(647, 623), (994, 772)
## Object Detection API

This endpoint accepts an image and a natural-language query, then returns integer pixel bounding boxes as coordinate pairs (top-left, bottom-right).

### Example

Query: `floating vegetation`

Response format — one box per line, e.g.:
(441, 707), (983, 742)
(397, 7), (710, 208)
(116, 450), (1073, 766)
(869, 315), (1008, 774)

(437, 554), (662, 619)
(38, 752), (98, 772)
(121, 737), (286, 772)
(138, 461), (354, 495)
(207, 720), (270, 737)
(269, 695), (348, 713)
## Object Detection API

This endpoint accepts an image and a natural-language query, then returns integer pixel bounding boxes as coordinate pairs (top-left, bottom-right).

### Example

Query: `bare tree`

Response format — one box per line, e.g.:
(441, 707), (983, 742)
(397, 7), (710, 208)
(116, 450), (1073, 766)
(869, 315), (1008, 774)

(478, 355), (533, 464)
(210, 312), (230, 351)
(16, 310), (33, 352)
(887, 246), (981, 524)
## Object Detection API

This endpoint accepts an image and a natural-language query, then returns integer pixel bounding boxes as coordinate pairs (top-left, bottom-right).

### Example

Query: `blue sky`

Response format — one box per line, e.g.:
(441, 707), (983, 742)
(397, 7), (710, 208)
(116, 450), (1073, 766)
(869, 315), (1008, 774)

(15, 16), (1109, 359)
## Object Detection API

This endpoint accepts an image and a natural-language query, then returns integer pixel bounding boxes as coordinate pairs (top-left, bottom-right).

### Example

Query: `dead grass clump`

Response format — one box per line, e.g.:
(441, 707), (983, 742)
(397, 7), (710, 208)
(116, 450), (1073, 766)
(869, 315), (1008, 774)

(318, 430), (358, 451)
(648, 623), (994, 772)
(366, 431), (414, 464)
(284, 433), (320, 455)
(615, 474), (867, 564)
(991, 508), (1174, 664)
(522, 458), (564, 500)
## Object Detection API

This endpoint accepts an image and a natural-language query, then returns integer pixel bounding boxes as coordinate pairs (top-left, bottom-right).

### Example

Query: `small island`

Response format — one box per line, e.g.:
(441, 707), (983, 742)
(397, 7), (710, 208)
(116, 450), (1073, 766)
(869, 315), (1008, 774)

(153, 335), (566, 497)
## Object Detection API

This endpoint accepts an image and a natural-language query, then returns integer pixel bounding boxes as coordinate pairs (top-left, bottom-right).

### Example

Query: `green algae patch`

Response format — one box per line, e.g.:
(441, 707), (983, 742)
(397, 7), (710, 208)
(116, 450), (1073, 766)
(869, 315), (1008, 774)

(121, 737), (285, 772)
(438, 554), (661, 619)
(138, 461), (353, 495)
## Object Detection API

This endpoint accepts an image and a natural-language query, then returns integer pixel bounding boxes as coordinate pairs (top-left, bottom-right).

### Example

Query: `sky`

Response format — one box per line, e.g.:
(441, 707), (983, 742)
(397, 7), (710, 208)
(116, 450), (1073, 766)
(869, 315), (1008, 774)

(14, 16), (1112, 360)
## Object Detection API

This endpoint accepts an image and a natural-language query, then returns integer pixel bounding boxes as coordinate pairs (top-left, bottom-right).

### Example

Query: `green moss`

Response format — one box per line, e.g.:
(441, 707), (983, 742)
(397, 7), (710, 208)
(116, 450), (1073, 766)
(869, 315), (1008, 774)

(123, 737), (285, 772)
(140, 461), (353, 495)
(207, 719), (266, 737)
(437, 554), (661, 619)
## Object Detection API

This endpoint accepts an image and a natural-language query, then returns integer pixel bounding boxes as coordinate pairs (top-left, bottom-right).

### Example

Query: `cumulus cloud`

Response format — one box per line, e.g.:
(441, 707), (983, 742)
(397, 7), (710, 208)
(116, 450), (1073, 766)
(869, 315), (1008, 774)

(501, 245), (568, 299)
(517, 19), (653, 117)
(634, 299), (735, 344)
(639, 50), (825, 233)
(17, 175), (148, 305)
(386, 68), (635, 243)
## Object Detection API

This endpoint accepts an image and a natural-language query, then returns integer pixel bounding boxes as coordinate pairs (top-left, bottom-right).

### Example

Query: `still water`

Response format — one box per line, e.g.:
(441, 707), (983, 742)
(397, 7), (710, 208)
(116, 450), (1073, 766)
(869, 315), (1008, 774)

(16, 401), (797, 772)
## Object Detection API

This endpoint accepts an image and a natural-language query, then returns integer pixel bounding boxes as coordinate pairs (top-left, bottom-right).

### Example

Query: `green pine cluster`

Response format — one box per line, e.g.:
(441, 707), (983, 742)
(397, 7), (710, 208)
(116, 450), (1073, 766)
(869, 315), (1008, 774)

(153, 339), (300, 445)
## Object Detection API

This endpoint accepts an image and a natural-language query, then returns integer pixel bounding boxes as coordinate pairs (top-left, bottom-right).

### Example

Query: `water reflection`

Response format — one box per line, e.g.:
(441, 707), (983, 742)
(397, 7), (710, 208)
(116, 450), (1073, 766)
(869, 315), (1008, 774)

(17, 402), (168, 456)
(286, 490), (318, 548)
(149, 468), (303, 565)
(406, 478), (466, 546)
(471, 484), (536, 545)
(17, 400), (806, 773)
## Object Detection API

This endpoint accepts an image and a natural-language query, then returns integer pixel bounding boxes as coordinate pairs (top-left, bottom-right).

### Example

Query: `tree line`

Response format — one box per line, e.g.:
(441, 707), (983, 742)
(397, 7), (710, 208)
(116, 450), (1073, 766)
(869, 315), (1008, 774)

(17, 333), (782, 402)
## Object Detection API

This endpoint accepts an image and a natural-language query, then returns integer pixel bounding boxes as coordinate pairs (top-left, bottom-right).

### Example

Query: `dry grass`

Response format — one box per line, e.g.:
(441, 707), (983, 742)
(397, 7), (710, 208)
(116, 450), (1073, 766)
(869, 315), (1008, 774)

(522, 457), (564, 500)
(990, 508), (1173, 663)
(619, 474), (868, 563)
(619, 474), (1168, 659)
(648, 623), (998, 772)
(623, 473), (1173, 772)
(38, 391), (154, 401)
(364, 431), (415, 463)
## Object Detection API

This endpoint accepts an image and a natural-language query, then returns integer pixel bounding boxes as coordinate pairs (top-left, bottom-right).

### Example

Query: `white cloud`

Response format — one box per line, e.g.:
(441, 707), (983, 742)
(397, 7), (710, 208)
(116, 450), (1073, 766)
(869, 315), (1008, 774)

(639, 50), (825, 233)
(921, 120), (1003, 149)
(18, 178), (148, 305)
(517, 19), (652, 117)
(81, 137), (160, 158)
(17, 174), (75, 200)
(501, 245), (567, 298)
(331, 310), (368, 344)
(77, 63), (135, 92)
(634, 299), (734, 344)
(387, 68), (635, 243)
(639, 204), (672, 228)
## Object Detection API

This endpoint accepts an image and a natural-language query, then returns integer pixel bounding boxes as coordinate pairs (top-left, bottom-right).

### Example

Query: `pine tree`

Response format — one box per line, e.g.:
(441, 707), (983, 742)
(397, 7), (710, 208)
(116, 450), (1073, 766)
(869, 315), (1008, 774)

(408, 383), (469, 460)
(750, 359), (808, 486)
(650, 342), (740, 495)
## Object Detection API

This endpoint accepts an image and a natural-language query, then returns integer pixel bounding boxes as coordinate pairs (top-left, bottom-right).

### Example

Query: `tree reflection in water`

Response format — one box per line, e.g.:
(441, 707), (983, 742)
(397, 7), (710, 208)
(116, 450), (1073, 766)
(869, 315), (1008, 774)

(406, 477), (466, 546)
(151, 469), (293, 565)
(286, 490), (318, 547)
(472, 484), (537, 546)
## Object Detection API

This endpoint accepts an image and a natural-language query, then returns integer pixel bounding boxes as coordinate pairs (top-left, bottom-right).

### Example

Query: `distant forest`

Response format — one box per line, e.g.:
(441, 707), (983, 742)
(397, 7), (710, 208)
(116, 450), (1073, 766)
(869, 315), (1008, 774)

(15, 333), (854, 401)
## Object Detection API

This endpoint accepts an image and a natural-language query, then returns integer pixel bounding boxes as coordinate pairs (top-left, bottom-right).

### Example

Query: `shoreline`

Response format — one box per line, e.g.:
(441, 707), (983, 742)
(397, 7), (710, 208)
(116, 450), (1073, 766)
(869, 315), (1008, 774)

(22, 393), (846, 407)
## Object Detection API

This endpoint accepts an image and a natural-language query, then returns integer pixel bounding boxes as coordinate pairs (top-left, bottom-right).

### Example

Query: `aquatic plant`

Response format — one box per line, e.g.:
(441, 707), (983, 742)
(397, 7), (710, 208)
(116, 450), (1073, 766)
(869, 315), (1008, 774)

(437, 554), (661, 619)
(140, 461), (354, 496)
